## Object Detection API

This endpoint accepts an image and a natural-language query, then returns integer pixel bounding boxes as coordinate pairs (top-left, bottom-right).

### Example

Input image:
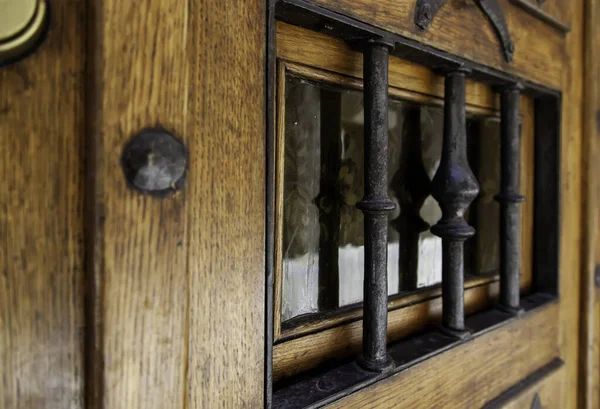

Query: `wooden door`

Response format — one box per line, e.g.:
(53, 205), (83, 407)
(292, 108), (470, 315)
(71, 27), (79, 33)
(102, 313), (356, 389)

(1, 1), (265, 408)
(0, 0), (592, 408)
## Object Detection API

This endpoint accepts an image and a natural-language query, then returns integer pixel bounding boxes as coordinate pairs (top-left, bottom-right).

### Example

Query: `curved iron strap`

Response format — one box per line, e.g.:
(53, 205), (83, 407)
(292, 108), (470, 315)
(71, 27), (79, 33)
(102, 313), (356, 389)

(414, 0), (514, 62)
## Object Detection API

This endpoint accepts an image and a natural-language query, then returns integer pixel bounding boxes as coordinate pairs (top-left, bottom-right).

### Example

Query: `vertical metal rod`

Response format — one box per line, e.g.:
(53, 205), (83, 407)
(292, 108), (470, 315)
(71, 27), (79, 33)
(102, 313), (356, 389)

(356, 39), (395, 373)
(495, 83), (525, 314)
(430, 69), (479, 338)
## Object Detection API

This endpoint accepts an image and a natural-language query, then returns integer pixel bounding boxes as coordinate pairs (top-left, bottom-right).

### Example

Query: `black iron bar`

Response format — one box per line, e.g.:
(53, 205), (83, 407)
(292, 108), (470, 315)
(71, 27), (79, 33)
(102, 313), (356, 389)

(430, 68), (480, 338)
(495, 83), (525, 314)
(356, 39), (395, 373)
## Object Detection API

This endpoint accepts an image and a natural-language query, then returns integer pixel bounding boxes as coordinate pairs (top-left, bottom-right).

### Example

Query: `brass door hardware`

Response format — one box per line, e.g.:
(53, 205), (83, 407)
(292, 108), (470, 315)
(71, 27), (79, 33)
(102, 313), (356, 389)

(0, 0), (48, 65)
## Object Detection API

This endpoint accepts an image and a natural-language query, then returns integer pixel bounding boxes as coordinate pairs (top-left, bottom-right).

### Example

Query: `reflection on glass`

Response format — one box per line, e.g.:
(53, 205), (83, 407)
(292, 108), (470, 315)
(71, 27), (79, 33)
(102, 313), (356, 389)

(281, 76), (499, 323)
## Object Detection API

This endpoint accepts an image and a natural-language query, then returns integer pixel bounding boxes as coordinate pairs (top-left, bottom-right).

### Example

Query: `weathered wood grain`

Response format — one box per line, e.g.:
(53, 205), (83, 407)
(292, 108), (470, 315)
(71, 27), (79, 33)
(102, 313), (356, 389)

(326, 305), (559, 408)
(579, 0), (600, 406)
(0, 1), (86, 408)
(556, 0), (585, 408)
(185, 0), (266, 407)
(86, 1), (191, 409)
(87, 0), (266, 408)
(305, 0), (565, 89)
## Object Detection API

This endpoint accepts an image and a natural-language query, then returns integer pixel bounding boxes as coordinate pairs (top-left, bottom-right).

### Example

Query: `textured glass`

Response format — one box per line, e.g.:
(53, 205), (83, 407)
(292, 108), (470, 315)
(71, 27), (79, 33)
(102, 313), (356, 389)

(281, 76), (499, 323)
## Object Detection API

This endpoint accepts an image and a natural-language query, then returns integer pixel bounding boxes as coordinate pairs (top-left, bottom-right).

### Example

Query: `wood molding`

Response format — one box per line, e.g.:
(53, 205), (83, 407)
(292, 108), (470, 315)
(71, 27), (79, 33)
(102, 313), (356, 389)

(301, 0), (565, 89)
(579, 0), (600, 406)
(325, 305), (560, 408)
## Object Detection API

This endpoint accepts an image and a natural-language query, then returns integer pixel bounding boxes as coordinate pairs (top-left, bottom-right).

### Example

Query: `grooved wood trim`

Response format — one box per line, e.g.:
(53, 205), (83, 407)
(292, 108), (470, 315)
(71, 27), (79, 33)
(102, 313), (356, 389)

(303, 0), (565, 89)
(277, 22), (499, 112)
(579, 0), (600, 406)
(557, 0), (585, 408)
(482, 359), (565, 409)
(87, 1), (191, 408)
(517, 0), (571, 30)
(324, 304), (560, 408)
(87, 0), (266, 408)
(0, 2), (86, 408)
(186, 0), (266, 406)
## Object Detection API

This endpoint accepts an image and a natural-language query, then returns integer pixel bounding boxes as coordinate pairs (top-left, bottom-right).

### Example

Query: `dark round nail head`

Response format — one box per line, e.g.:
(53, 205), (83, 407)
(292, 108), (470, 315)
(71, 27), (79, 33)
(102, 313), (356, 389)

(121, 128), (187, 197)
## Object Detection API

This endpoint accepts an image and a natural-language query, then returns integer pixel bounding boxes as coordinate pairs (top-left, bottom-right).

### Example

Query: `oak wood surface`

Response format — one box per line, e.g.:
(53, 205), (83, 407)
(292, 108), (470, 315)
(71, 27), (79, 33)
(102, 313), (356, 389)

(185, 0), (266, 407)
(579, 0), (600, 406)
(556, 1), (585, 408)
(305, 0), (565, 89)
(278, 22), (500, 112)
(0, 2), (86, 408)
(86, 1), (191, 408)
(484, 361), (565, 409)
(325, 304), (560, 408)
(521, 0), (570, 30)
(87, 1), (266, 409)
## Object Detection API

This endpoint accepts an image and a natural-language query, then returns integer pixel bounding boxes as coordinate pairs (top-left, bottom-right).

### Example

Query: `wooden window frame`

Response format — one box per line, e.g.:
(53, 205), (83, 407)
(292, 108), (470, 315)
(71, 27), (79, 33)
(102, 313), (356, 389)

(265, 2), (561, 408)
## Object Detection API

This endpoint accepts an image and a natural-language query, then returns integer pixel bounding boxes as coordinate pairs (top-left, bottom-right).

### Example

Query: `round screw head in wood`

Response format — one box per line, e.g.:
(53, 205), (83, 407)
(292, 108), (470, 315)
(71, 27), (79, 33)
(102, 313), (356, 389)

(121, 128), (187, 197)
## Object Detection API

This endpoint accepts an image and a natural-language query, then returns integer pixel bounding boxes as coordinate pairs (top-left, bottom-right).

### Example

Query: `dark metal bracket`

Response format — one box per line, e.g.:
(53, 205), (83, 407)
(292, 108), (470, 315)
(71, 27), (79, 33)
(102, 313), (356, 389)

(414, 0), (515, 62)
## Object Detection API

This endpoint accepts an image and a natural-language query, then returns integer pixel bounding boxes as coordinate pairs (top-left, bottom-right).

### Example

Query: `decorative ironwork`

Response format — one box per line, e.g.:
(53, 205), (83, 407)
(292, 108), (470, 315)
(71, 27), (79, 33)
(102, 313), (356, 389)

(414, 0), (448, 30)
(531, 393), (543, 409)
(121, 128), (188, 197)
(430, 68), (479, 338)
(414, 0), (514, 62)
(476, 0), (515, 62)
(355, 39), (396, 373)
(495, 83), (525, 314)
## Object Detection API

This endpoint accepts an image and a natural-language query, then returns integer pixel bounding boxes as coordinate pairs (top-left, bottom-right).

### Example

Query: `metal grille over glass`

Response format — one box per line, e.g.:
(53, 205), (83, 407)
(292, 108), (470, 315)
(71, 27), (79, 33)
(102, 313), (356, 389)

(280, 77), (502, 326)
(270, 2), (561, 407)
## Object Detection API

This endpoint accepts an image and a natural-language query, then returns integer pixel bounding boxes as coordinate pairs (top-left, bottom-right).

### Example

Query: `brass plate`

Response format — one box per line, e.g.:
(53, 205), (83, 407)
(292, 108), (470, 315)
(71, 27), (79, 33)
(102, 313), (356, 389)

(0, 0), (48, 63)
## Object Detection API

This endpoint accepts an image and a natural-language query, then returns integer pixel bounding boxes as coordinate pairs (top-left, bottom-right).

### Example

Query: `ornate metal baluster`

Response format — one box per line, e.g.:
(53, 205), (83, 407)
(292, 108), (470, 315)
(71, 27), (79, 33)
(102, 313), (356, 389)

(430, 68), (480, 338)
(356, 39), (395, 372)
(495, 83), (525, 315)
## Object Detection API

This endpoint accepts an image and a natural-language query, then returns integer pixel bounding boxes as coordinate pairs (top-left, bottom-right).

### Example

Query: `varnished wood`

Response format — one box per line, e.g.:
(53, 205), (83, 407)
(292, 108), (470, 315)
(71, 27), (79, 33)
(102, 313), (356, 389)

(325, 304), (559, 408)
(483, 359), (565, 409)
(520, 0), (571, 31)
(303, 0), (565, 89)
(0, 2), (86, 408)
(274, 280), (500, 381)
(579, 0), (600, 407)
(278, 23), (499, 112)
(87, 1), (266, 409)
(86, 2), (191, 408)
(181, 0), (266, 406)
(557, 1), (585, 409)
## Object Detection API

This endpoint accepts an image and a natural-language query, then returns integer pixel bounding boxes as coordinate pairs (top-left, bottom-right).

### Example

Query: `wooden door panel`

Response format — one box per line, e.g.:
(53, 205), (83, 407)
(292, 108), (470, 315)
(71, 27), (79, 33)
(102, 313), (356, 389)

(483, 359), (565, 409)
(326, 306), (560, 409)
(0, 2), (86, 408)
(300, 0), (565, 88)
(0, 0), (589, 407)
(87, 0), (266, 408)
(580, 0), (600, 407)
